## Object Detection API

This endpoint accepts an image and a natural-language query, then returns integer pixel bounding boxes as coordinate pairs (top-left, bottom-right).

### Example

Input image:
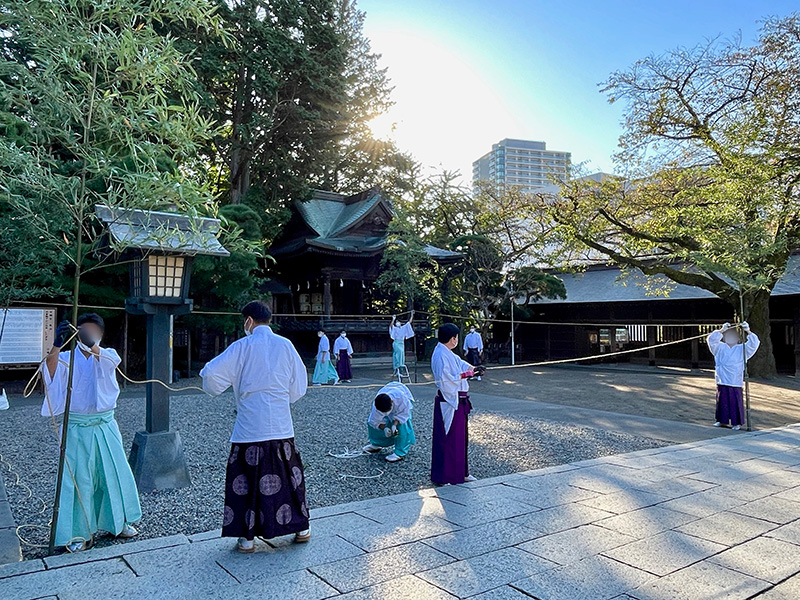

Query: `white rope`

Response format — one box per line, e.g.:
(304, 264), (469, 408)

(339, 470), (384, 481)
(327, 447), (370, 459)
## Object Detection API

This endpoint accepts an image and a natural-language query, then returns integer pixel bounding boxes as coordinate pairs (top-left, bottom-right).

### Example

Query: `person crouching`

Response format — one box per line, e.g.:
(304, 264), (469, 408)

(362, 382), (416, 463)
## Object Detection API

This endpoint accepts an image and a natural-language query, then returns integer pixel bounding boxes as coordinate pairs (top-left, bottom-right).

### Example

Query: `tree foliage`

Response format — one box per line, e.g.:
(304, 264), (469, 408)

(534, 14), (800, 376)
(0, 0), (226, 309)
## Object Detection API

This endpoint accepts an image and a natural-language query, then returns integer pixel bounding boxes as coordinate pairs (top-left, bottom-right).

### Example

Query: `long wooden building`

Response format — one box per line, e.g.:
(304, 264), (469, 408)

(508, 258), (800, 374)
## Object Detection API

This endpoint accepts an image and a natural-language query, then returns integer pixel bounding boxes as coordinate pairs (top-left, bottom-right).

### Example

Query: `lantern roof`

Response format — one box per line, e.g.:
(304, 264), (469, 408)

(95, 204), (230, 257)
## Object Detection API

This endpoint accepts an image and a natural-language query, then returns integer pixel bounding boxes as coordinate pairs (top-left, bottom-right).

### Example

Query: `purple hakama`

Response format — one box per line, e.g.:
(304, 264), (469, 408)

(336, 349), (353, 380)
(431, 391), (471, 485)
(716, 384), (745, 427)
(465, 348), (481, 367)
(222, 438), (309, 540)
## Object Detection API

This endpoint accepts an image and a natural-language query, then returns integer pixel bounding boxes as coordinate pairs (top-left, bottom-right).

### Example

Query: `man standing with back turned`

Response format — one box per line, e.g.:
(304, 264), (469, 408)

(201, 300), (310, 553)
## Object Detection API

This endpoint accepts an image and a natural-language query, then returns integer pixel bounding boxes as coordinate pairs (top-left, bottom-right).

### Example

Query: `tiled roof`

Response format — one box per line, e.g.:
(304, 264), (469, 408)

(94, 204), (229, 257)
(536, 255), (800, 304)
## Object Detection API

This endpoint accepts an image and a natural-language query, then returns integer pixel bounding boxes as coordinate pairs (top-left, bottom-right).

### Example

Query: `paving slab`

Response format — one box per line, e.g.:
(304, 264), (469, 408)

(217, 534), (365, 582)
(469, 585), (538, 600)
(518, 523), (636, 565)
(656, 491), (748, 518)
(510, 502), (615, 535)
(709, 536), (800, 584)
(594, 506), (700, 540)
(44, 533), (189, 569)
(336, 515), (461, 553)
(0, 558), (135, 600)
(332, 574), (457, 599)
(417, 546), (558, 597)
(421, 519), (541, 560)
(309, 541), (454, 593)
(727, 496), (800, 525)
(512, 554), (656, 600)
(626, 561), (771, 600)
(764, 519), (800, 545)
(753, 574), (800, 599)
(674, 512), (779, 546)
(602, 530), (727, 576)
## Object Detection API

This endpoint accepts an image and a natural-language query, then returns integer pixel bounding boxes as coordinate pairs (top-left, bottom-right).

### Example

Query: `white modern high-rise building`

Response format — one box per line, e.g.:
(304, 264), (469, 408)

(472, 138), (571, 191)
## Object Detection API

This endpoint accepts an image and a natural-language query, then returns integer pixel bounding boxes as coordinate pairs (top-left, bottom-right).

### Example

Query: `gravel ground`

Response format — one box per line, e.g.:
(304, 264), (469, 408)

(0, 381), (666, 559)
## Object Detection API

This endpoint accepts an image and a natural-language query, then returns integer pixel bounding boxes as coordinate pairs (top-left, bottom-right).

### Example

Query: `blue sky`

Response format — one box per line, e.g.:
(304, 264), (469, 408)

(358, 0), (798, 178)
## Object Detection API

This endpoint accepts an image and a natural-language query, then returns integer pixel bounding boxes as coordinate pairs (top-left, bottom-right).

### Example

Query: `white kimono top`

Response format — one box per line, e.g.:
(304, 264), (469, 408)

(389, 322), (415, 340)
(40, 347), (121, 416)
(463, 331), (484, 352)
(200, 325), (308, 443)
(316, 335), (331, 362)
(333, 336), (353, 356)
(431, 342), (472, 434)
(367, 381), (414, 428)
(706, 330), (760, 388)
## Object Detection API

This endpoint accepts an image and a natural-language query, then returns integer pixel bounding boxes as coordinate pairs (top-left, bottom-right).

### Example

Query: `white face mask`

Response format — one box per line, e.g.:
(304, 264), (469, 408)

(340, 333), (346, 338)
(318, 332), (324, 338)
(244, 318), (253, 336)
(469, 329), (475, 333)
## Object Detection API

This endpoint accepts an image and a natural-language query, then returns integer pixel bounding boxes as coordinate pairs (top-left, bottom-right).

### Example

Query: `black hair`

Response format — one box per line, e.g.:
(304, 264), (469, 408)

(241, 300), (272, 323)
(77, 313), (105, 331)
(374, 393), (392, 412)
(437, 323), (460, 344)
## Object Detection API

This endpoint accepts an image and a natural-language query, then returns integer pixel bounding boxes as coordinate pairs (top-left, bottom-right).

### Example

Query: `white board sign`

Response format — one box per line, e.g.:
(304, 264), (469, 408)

(0, 308), (56, 367)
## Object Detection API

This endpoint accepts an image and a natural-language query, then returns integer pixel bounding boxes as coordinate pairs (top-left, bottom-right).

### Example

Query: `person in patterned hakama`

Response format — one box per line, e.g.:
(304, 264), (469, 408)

(333, 330), (354, 382)
(430, 323), (485, 485)
(200, 300), (310, 553)
(462, 326), (484, 380)
(389, 312), (415, 372)
(312, 330), (339, 386)
(707, 322), (760, 430)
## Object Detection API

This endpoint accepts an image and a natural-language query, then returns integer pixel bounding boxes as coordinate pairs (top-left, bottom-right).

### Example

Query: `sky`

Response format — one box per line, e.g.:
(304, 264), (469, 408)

(357, 0), (798, 179)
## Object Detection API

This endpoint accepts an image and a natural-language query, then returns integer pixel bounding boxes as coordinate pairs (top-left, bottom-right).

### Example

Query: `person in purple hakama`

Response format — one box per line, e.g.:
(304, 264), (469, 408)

(333, 330), (353, 382)
(707, 322), (760, 430)
(430, 323), (485, 485)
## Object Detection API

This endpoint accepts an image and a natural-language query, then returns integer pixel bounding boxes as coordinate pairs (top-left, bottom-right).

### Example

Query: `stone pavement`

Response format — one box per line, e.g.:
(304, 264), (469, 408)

(3, 426), (800, 600)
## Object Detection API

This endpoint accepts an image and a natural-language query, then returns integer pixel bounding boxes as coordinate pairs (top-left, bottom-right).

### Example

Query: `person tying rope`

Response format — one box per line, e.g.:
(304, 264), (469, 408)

(41, 314), (141, 553)
(707, 322), (760, 430)
(362, 381), (417, 463)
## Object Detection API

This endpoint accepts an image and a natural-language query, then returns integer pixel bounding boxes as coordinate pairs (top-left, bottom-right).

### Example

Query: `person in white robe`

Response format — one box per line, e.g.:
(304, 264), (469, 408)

(707, 322), (760, 430)
(41, 314), (141, 553)
(462, 326), (484, 378)
(333, 331), (354, 382)
(362, 381), (416, 462)
(200, 300), (310, 552)
(312, 330), (339, 385)
(389, 313), (415, 371)
(430, 323), (485, 485)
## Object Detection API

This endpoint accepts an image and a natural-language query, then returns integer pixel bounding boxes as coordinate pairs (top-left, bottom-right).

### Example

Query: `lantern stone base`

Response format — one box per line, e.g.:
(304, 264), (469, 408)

(128, 430), (192, 493)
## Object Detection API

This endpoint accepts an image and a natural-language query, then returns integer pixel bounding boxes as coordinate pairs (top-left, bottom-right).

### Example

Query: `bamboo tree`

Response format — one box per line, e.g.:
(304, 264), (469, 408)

(0, 0), (226, 553)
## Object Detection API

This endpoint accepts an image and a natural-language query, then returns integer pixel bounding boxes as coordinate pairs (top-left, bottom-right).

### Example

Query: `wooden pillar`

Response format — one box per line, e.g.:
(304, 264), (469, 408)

(690, 326), (699, 369)
(545, 324), (552, 360)
(323, 273), (332, 317)
(794, 307), (800, 377)
(647, 325), (656, 367)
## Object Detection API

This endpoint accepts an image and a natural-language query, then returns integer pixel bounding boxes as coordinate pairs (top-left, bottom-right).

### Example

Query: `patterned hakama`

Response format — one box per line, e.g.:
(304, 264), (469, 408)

(222, 439), (309, 540)
(716, 384), (745, 427)
(336, 349), (353, 380)
(431, 391), (471, 485)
